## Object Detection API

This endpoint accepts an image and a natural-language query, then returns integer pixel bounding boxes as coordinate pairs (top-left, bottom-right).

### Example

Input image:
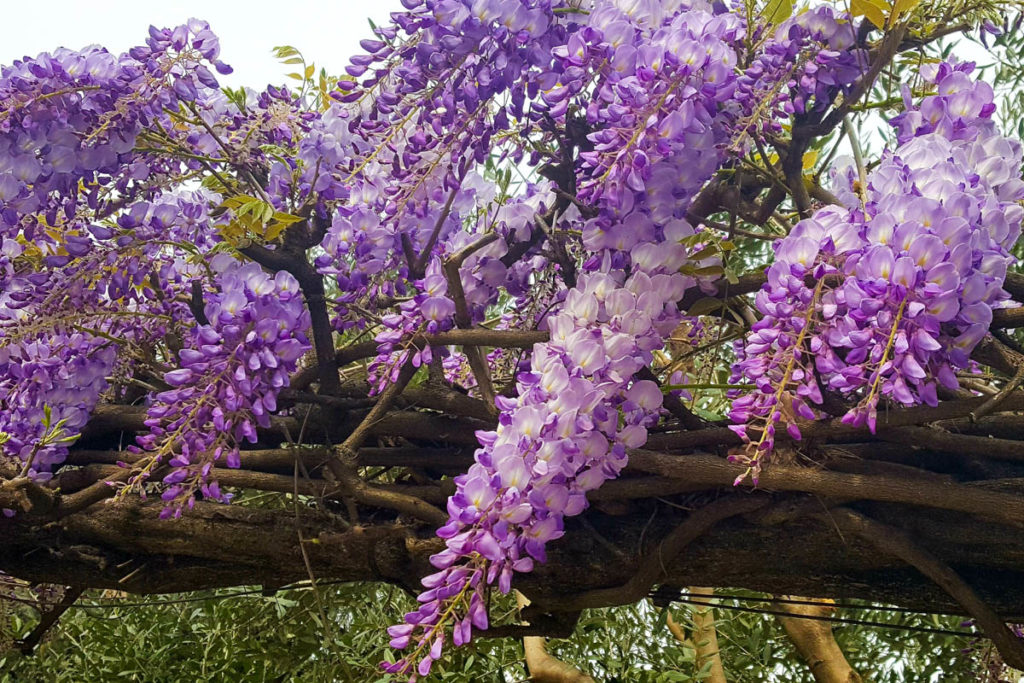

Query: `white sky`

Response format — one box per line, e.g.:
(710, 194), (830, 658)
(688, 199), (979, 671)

(0, 2), (1001, 160)
(1, 0), (406, 88)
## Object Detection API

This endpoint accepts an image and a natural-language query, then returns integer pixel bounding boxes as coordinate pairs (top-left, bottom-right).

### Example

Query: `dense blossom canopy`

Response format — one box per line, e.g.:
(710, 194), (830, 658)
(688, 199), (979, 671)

(1, 0), (1022, 679)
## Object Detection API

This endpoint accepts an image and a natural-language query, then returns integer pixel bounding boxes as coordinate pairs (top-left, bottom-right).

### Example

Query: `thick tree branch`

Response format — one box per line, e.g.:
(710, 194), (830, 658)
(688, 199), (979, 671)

(8, 490), (1024, 624)
(628, 451), (1024, 529)
(549, 495), (768, 611)
(517, 592), (596, 683)
(826, 508), (1024, 670)
(776, 597), (863, 683)
(687, 587), (727, 683)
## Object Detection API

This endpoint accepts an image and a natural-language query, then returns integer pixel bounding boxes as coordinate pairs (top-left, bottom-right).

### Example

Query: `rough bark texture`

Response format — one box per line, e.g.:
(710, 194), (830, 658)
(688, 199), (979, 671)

(4, 339), (1024, 666)
(6, 477), (1024, 617)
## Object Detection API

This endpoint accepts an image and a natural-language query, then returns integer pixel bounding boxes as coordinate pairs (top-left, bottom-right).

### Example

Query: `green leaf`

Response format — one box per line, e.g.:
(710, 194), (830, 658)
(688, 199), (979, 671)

(762, 0), (793, 25)
(688, 245), (720, 261)
(686, 296), (727, 316)
(691, 265), (726, 277)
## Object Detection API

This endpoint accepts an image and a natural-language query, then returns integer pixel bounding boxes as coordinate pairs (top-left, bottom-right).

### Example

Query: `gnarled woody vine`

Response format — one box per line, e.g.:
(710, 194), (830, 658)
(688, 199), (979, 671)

(2, 0), (1024, 679)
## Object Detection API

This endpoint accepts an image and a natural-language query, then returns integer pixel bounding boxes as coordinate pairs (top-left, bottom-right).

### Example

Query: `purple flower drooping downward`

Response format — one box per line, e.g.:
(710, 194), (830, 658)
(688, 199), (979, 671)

(728, 61), (1023, 480)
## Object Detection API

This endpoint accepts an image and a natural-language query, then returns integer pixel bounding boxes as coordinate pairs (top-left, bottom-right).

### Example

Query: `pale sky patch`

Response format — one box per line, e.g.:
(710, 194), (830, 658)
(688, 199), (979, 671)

(1, 0), (405, 88)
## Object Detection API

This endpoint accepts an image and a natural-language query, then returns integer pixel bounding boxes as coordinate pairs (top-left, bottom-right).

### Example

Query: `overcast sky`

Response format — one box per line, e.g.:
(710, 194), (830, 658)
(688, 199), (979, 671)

(1, 0), (405, 88)
(0, 0), (996, 156)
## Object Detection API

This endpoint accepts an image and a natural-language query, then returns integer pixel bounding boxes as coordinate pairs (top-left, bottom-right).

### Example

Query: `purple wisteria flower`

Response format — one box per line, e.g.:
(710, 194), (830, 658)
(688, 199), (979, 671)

(133, 262), (311, 517)
(728, 62), (1024, 480)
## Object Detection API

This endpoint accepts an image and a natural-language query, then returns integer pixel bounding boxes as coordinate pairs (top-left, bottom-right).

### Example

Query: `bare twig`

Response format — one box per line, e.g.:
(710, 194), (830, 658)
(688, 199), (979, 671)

(970, 361), (1024, 423)
(16, 586), (84, 656)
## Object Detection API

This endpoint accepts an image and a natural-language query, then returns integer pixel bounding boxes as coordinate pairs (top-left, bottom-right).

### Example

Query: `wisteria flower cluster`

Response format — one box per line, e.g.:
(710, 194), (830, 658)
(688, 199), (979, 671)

(0, 190), (226, 484)
(728, 62), (1023, 480)
(132, 261), (310, 516)
(560, 1), (746, 210)
(2, 2), (1022, 680)
(0, 20), (228, 239)
(0, 333), (116, 482)
(734, 6), (865, 141)
(385, 213), (700, 678)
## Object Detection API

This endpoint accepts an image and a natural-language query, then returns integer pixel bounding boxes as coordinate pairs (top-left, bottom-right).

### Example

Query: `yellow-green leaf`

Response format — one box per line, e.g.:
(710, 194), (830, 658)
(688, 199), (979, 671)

(802, 149), (819, 171)
(851, 0), (889, 27)
(763, 0), (793, 24)
(891, 0), (920, 19)
(264, 223), (286, 241)
(273, 212), (303, 226)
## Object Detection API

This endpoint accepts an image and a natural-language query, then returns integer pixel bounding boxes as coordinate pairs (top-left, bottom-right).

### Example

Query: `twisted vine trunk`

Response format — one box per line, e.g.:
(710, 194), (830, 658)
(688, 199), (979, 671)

(689, 587), (727, 683)
(517, 592), (596, 683)
(776, 598), (863, 683)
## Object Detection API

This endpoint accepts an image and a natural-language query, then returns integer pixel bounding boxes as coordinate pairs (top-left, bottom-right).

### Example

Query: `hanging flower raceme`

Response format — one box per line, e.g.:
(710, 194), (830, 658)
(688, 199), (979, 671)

(727, 62), (1024, 481)
(384, 212), (702, 679)
(733, 6), (865, 141)
(312, 0), (565, 323)
(132, 261), (311, 517)
(384, 3), (756, 675)
(0, 20), (229, 243)
(561, 1), (746, 211)
(0, 333), (116, 485)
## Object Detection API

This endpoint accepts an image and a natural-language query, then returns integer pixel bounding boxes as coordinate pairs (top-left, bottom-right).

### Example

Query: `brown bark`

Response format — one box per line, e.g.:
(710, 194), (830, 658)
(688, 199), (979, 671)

(518, 592), (596, 683)
(688, 587), (727, 683)
(665, 610), (692, 648)
(776, 598), (863, 683)
(826, 508), (1024, 671)
(7, 491), (1024, 622)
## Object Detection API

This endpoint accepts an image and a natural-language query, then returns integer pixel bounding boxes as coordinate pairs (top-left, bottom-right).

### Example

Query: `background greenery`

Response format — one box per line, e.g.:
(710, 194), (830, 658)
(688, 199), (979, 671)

(0, 581), (996, 682)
